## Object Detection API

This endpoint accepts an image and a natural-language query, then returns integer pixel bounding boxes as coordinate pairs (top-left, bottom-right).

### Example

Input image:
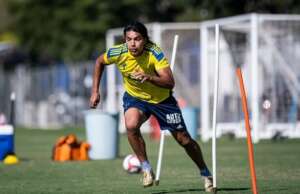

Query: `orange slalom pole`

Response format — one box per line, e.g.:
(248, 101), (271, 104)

(236, 68), (258, 194)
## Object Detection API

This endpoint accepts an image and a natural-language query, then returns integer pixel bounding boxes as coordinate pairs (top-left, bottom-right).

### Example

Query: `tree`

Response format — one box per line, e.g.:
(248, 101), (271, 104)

(200, 0), (300, 19)
(7, 0), (127, 63)
(0, 0), (11, 33)
(6, 0), (300, 63)
(6, 0), (191, 63)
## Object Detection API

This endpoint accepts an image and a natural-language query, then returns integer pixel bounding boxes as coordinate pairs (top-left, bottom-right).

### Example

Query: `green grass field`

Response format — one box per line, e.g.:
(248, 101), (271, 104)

(0, 128), (299, 194)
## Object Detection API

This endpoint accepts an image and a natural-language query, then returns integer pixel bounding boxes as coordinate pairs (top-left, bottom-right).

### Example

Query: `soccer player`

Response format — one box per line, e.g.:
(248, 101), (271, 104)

(89, 21), (213, 192)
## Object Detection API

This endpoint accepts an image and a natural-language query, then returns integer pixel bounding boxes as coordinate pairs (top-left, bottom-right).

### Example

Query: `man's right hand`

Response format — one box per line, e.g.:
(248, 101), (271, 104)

(89, 92), (100, 108)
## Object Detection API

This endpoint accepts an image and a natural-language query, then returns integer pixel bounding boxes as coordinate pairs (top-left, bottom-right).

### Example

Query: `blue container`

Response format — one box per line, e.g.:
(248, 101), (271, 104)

(181, 107), (199, 140)
(84, 110), (119, 160)
(0, 125), (14, 160)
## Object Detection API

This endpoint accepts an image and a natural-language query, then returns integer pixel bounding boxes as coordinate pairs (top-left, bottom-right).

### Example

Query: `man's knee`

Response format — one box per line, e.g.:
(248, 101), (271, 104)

(126, 122), (138, 131)
(126, 121), (141, 137)
(181, 138), (195, 148)
(124, 108), (146, 133)
(175, 132), (194, 147)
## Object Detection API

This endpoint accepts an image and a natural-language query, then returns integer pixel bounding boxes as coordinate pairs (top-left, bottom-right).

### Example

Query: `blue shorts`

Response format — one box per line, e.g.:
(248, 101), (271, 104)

(123, 92), (187, 131)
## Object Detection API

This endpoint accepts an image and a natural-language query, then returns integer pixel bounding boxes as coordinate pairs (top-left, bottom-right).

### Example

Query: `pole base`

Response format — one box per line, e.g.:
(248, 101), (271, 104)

(212, 187), (217, 194)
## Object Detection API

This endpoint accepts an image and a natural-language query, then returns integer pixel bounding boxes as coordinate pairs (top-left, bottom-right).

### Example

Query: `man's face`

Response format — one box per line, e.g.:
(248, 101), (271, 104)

(125, 30), (146, 57)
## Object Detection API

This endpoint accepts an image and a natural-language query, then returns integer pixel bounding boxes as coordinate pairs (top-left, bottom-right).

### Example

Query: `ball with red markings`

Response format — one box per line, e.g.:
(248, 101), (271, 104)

(122, 154), (141, 173)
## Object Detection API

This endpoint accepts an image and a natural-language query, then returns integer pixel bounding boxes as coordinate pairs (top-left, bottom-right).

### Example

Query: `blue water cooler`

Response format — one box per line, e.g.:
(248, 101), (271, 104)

(0, 125), (14, 160)
(84, 110), (119, 160)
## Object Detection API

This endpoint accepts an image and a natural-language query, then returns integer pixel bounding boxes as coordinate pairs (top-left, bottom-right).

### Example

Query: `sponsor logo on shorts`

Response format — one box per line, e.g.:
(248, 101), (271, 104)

(166, 113), (182, 124)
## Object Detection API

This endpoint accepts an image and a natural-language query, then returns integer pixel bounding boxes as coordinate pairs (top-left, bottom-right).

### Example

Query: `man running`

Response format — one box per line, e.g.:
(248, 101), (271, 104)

(89, 21), (213, 192)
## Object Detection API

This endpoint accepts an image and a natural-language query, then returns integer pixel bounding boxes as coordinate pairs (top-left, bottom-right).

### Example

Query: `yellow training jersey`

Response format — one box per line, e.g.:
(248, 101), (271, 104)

(103, 42), (171, 104)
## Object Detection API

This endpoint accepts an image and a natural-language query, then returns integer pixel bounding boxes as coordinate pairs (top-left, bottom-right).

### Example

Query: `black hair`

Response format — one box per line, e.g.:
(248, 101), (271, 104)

(123, 21), (150, 42)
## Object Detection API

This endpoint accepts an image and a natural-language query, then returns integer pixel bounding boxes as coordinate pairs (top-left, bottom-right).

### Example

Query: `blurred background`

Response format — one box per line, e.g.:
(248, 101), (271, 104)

(1, 2), (300, 193)
(1, 0), (300, 142)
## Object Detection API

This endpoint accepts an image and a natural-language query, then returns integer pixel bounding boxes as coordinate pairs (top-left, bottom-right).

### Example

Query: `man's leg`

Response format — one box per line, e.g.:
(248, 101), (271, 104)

(171, 130), (213, 192)
(171, 130), (208, 170)
(124, 107), (148, 162)
(124, 107), (154, 187)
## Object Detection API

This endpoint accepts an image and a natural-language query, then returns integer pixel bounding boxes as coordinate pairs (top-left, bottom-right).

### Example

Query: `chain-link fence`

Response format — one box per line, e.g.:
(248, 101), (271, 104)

(0, 62), (100, 129)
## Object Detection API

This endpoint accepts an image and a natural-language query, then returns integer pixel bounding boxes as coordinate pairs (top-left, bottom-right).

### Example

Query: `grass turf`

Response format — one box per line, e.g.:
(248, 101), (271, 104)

(0, 127), (299, 194)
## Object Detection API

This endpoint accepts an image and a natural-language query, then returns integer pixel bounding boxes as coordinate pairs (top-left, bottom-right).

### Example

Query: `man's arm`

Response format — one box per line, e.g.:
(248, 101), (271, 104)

(89, 54), (106, 108)
(132, 66), (175, 89)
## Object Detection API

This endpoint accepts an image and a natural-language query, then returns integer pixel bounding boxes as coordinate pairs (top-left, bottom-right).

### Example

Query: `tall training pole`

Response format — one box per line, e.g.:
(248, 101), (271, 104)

(10, 92), (16, 126)
(236, 68), (258, 194)
(155, 34), (179, 186)
(212, 24), (220, 192)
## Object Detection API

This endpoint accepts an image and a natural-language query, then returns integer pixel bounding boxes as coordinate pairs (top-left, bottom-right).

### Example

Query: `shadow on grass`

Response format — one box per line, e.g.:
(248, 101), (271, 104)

(19, 158), (31, 162)
(217, 187), (249, 191)
(152, 188), (202, 194)
(260, 188), (289, 192)
(152, 187), (250, 194)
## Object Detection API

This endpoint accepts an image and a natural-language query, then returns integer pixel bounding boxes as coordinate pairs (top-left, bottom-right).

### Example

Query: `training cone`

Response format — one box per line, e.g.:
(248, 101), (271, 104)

(3, 154), (19, 165)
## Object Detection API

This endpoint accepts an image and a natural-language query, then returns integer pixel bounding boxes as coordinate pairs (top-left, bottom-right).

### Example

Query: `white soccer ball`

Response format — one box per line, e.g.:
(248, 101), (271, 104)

(122, 154), (141, 173)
